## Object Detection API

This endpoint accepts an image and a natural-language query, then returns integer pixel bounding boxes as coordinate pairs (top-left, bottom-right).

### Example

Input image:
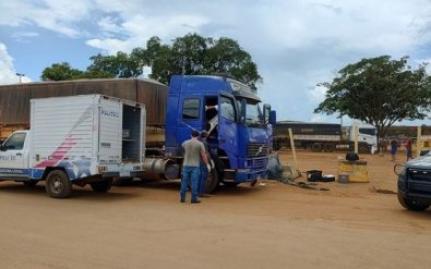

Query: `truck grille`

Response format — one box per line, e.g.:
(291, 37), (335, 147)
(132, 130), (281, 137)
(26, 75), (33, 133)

(408, 169), (431, 182)
(248, 143), (269, 157)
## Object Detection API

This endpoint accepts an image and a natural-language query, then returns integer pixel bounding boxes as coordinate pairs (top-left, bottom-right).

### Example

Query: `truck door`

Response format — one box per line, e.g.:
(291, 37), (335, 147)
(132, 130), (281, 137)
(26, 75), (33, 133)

(177, 97), (204, 144)
(218, 95), (238, 160)
(0, 132), (28, 178)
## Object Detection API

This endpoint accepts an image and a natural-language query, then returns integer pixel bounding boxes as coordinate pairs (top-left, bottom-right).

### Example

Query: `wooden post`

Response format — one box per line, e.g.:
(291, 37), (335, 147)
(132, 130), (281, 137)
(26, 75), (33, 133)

(288, 128), (298, 169)
(354, 125), (359, 154)
(417, 126), (422, 158)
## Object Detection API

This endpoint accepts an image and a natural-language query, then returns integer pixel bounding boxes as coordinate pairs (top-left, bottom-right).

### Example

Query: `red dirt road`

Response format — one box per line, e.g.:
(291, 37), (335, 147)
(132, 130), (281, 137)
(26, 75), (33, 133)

(0, 151), (430, 269)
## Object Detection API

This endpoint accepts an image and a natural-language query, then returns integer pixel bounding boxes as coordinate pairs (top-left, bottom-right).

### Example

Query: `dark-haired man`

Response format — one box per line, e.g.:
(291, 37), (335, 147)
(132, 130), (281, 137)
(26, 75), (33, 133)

(180, 130), (211, 203)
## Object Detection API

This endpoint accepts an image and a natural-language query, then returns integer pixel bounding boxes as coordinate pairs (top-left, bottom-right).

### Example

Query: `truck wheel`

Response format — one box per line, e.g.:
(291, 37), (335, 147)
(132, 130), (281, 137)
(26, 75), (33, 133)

(45, 170), (72, 198)
(398, 192), (430, 211)
(90, 179), (113, 193)
(324, 144), (336, 152)
(311, 143), (322, 152)
(205, 169), (220, 194)
(23, 181), (38, 187)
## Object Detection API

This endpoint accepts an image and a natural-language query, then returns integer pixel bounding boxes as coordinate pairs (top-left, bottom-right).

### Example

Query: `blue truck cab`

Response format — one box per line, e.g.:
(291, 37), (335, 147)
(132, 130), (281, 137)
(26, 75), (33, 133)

(397, 154), (431, 211)
(164, 75), (276, 192)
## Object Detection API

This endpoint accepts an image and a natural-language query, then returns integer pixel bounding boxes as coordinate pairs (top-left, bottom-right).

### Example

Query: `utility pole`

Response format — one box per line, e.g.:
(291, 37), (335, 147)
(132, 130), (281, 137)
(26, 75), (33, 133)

(16, 73), (25, 84)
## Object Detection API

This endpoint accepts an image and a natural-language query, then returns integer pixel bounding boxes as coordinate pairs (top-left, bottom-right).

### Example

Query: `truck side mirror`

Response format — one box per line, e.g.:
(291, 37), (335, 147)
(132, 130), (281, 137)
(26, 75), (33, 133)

(263, 104), (271, 124)
(269, 110), (277, 125)
(240, 99), (246, 123)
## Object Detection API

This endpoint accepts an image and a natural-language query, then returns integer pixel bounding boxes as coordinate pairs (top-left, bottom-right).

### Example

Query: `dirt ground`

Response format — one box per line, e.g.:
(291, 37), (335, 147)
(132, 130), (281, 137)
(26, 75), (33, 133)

(0, 151), (430, 269)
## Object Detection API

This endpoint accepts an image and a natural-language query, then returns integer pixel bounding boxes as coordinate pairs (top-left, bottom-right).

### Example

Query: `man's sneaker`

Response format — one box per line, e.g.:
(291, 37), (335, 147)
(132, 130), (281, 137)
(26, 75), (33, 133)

(191, 200), (201, 204)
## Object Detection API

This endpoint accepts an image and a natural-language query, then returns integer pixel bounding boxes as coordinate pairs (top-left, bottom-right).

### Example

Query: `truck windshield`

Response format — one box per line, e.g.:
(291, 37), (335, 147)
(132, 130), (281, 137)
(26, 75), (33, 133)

(246, 102), (263, 125)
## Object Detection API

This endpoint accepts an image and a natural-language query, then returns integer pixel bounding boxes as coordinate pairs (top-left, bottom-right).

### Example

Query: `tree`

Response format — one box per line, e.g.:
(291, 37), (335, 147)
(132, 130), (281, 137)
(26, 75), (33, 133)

(41, 62), (84, 81)
(41, 33), (261, 86)
(315, 56), (431, 150)
(130, 36), (173, 84)
(131, 33), (261, 85)
(204, 38), (261, 86)
(41, 62), (113, 81)
(87, 51), (142, 78)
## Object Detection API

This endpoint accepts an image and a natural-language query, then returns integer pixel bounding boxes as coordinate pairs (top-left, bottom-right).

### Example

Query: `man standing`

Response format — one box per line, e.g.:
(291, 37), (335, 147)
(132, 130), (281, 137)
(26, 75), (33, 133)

(198, 131), (212, 197)
(406, 139), (413, 161)
(180, 130), (211, 204)
(390, 139), (398, 162)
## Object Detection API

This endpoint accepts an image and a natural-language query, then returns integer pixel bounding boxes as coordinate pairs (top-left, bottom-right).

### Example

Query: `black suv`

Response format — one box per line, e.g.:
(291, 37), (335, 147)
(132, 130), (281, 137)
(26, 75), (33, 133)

(397, 155), (431, 211)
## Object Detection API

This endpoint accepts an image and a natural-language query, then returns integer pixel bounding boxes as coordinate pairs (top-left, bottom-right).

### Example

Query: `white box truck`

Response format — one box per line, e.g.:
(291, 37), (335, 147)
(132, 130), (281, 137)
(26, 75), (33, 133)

(0, 94), (146, 198)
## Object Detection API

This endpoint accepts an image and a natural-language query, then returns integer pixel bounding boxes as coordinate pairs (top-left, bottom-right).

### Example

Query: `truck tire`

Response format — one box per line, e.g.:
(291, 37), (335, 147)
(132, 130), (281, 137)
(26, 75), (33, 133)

(205, 169), (220, 194)
(324, 143), (336, 152)
(90, 179), (113, 193)
(398, 192), (430, 211)
(23, 181), (38, 187)
(311, 143), (322, 152)
(45, 170), (72, 198)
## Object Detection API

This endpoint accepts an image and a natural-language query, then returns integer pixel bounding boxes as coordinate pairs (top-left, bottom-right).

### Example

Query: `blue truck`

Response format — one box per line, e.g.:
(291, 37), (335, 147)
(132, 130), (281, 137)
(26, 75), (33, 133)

(397, 155), (431, 211)
(145, 75), (276, 193)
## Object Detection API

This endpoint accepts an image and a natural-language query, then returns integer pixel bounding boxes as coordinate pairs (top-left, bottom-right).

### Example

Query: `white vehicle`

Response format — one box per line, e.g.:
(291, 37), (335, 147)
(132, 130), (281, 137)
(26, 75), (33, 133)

(346, 125), (378, 152)
(0, 95), (146, 198)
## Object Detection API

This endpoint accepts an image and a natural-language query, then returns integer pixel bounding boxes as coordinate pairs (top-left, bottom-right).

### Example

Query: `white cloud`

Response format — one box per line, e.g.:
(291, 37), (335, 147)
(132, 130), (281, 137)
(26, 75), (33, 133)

(0, 43), (31, 84)
(0, 0), (94, 37)
(2, 0), (431, 122)
(87, 14), (209, 53)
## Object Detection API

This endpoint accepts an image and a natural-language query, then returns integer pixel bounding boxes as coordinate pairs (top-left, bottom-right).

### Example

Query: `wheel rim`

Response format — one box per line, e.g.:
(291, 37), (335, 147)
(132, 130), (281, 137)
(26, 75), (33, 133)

(50, 175), (63, 194)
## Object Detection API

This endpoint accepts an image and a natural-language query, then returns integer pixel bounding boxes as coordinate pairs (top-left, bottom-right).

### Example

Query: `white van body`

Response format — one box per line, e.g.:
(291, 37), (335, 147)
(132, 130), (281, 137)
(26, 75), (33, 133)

(0, 95), (146, 197)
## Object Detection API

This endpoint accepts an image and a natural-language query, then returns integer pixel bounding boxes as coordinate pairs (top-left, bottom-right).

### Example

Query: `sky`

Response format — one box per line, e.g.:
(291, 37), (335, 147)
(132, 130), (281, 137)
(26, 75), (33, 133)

(1, 0), (431, 124)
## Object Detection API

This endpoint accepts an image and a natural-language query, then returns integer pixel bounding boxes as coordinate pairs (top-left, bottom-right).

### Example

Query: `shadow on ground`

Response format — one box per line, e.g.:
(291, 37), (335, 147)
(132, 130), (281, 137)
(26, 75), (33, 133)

(0, 182), (139, 201)
(116, 178), (266, 197)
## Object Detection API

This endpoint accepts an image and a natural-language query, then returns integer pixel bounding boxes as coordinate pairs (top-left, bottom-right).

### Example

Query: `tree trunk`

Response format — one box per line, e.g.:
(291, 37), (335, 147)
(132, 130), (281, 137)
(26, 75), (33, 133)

(376, 126), (383, 154)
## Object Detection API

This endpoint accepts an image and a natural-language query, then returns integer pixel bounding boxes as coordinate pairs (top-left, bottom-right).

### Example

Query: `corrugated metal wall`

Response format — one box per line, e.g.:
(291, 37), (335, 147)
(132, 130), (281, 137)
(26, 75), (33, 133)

(0, 79), (168, 126)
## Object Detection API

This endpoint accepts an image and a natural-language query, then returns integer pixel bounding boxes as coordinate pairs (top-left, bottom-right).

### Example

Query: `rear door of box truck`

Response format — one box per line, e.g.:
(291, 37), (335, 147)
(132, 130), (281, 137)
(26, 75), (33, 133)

(98, 96), (122, 168)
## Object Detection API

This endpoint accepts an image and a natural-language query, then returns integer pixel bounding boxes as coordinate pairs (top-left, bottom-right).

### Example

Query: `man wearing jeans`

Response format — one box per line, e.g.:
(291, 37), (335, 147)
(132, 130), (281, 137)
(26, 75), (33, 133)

(180, 130), (211, 204)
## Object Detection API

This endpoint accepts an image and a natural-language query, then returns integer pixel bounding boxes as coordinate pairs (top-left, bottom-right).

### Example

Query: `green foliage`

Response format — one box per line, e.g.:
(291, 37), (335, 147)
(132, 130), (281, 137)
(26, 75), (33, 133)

(41, 62), (84, 81)
(315, 55), (431, 143)
(41, 33), (261, 86)
(87, 52), (142, 78)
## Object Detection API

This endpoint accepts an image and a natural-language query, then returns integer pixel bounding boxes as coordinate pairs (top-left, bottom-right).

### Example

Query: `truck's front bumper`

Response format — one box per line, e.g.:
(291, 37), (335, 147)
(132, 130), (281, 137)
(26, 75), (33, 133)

(234, 169), (267, 183)
(397, 189), (431, 204)
(398, 173), (431, 204)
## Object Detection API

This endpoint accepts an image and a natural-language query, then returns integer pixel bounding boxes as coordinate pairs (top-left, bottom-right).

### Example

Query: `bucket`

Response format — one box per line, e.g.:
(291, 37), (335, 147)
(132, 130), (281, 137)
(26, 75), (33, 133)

(338, 173), (349, 184)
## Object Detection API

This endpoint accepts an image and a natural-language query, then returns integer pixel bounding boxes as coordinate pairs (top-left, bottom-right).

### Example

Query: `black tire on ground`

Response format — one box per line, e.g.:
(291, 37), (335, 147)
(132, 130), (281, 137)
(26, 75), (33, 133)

(45, 170), (72, 198)
(311, 143), (322, 152)
(90, 179), (113, 193)
(398, 192), (430, 211)
(359, 144), (371, 154)
(205, 169), (220, 194)
(23, 181), (38, 187)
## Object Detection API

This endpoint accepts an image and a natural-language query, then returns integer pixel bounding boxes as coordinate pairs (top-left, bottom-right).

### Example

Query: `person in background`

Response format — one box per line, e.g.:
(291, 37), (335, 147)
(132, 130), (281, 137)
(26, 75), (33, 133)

(198, 131), (212, 198)
(406, 139), (413, 161)
(390, 139), (398, 162)
(180, 130), (211, 204)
